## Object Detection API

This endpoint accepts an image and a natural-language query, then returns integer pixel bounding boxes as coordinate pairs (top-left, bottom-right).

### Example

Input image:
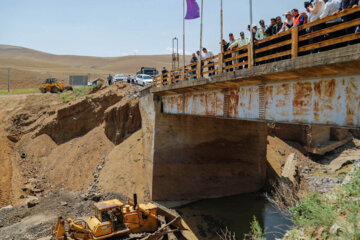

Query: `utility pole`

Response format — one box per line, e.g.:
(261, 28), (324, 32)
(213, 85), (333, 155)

(8, 68), (10, 92)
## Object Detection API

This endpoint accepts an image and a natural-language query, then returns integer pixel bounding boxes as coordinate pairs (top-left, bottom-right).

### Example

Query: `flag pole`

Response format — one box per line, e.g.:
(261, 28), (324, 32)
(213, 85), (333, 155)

(249, 0), (254, 66)
(199, 0), (203, 78)
(220, 0), (223, 73)
(183, 0), (186, 79)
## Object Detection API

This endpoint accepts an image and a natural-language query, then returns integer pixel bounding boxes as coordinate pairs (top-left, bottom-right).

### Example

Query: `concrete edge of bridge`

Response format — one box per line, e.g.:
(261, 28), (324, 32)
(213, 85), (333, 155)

(151, 44), (360, 95)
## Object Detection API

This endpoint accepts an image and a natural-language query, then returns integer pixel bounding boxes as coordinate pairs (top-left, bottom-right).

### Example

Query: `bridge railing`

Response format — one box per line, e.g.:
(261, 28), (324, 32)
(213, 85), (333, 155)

(223, 44), (250, 71)
(153, 6), (360, 87)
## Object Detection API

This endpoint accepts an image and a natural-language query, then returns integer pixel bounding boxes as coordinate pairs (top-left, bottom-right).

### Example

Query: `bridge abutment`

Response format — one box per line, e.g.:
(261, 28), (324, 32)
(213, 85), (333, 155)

(146, 44), (360, 201)
(151, 99), (267, 200)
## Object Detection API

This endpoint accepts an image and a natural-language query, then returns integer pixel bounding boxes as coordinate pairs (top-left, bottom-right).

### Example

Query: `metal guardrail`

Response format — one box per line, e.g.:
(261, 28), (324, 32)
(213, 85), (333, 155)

(153, 6), (360, 87)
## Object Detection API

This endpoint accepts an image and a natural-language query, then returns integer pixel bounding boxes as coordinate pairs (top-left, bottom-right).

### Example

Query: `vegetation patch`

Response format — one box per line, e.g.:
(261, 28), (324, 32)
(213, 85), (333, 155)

(285, 163), (360, 239)
(59, 86), (94, 103)
(0, 88), (40, 94)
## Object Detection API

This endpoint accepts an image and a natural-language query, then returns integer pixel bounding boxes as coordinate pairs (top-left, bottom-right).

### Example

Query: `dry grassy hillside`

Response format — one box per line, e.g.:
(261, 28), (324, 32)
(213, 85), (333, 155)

(0, 44), (189, 89)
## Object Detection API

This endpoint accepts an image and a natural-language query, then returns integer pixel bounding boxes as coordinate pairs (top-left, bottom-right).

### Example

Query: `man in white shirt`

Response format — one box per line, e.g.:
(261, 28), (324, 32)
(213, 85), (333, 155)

(321, 0), (341, 18)
(228, 33), (236, 46)
(202, 48), (216, 76)
(228, 32), (249, 70)
(259, 20), (268, 39)
(278, 11), (294, 33)
(228, 32), (249, 50)
(225, 33), (236, 71)
(307, 0), (326, 22)
(321, 0), (342, 24)
(306, 0), (326, 49)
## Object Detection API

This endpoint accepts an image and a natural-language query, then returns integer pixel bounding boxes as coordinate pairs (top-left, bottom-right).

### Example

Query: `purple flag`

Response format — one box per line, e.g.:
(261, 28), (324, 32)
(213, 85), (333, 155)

(185, 0), (200, 20)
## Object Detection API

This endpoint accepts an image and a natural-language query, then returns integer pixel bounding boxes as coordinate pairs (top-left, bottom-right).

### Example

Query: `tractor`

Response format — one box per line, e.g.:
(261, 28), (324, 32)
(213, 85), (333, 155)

(40, 78), (73, 93)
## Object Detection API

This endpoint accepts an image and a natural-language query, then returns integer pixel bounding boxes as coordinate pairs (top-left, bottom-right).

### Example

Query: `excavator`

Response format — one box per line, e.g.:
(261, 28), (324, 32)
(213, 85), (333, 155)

(52, 194), (197, 240)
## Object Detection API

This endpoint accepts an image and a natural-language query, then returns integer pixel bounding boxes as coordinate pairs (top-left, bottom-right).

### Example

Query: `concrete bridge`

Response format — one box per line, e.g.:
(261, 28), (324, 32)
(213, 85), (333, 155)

(145, 9), (360, 201)
(154, 46), (360, 128)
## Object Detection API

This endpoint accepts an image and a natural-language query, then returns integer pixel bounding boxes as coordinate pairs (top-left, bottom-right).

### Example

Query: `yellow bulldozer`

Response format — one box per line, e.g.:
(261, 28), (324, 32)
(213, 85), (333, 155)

(40, 78), (73, 93)
(52, 194), (197, 240)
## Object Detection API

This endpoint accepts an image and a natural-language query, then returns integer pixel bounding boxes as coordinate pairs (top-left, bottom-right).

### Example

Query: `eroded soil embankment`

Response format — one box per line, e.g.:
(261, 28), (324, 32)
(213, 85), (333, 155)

(0, 83), (147, 207)
(0, 94), (37, 207)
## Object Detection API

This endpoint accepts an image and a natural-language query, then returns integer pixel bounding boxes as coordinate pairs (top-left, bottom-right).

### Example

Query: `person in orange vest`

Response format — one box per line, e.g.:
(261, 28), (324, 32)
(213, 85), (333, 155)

(291, 8), (306, 26)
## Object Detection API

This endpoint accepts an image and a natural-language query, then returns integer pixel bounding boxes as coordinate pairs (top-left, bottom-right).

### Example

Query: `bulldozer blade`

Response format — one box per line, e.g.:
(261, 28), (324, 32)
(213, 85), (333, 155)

(140, 217), (188, 240)
(167, 217), (188, 231)
(52, 217), (67, 239)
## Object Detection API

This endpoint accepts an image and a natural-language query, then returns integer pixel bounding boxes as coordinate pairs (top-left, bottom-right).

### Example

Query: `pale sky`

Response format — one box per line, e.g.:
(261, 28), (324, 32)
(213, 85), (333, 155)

(0, 0), (304, 57)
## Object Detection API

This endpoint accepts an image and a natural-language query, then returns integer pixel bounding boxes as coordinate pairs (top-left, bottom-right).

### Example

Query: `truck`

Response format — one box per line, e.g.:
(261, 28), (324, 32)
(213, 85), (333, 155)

(136, 67), (158, 77)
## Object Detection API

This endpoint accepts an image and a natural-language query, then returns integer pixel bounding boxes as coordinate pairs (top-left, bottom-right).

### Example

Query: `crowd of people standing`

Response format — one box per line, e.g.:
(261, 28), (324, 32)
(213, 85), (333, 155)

(221, 0), (359, 53)
(160, 0), (359, 84)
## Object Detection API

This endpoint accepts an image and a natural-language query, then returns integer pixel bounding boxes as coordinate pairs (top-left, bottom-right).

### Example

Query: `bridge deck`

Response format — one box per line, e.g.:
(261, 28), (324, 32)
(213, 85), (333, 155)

(151, 7), (360, 128)
(152, 45), (360, 128)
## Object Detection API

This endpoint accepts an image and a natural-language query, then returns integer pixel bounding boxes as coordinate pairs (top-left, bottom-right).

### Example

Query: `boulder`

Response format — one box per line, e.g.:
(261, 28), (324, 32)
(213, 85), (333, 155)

(282, 153), (298, 185)
(0, 205), (13, 211)
(26, 196), (39, 208)
(329, 223), (342, 235)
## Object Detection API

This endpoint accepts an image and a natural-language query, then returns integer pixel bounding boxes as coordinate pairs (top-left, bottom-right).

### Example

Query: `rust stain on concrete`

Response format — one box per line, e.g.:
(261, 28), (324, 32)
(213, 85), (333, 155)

(205, 92), (216, 116)
(346, 77), (359, 126)
(275, 84), (289, 109)
(227, 89), (239, 118)
(182, 90), (225, 116)
(265, 85), (273, 107)
(163, 94), (184, 114)
(238, 86), (259, 119)
(162, 75), (360, 127)
(216, 90), (224, 116)
(292, 81), (312, 122)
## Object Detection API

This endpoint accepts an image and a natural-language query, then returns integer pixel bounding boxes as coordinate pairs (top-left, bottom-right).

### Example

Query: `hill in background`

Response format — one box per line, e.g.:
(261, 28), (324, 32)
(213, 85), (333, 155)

(0, 44), (189, 89)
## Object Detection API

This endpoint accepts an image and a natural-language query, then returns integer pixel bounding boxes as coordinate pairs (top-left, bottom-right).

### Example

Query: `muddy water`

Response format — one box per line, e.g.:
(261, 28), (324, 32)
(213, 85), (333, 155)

(176, 193), (292, 240)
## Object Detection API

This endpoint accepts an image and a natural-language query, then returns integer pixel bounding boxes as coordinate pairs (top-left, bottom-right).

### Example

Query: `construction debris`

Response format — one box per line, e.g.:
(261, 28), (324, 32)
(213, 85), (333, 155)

(281, 153), (298, 185)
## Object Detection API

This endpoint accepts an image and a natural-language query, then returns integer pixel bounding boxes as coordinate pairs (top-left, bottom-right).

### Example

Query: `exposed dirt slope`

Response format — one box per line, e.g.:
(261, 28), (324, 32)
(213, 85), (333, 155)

(0, 94), (58, 207)
(0, 83), (146, 207)
(98, 130), (150, 202)
(33, 84), (128, 144)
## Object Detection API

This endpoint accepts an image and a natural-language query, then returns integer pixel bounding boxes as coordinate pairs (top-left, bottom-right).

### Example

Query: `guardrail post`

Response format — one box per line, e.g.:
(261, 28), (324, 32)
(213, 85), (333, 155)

(291, 26), (298, 58)
(247, 43), (253, 68)
(182, 67), (185, 81)
(218, 53), (222, 74)
(198, 60), (202, 79)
